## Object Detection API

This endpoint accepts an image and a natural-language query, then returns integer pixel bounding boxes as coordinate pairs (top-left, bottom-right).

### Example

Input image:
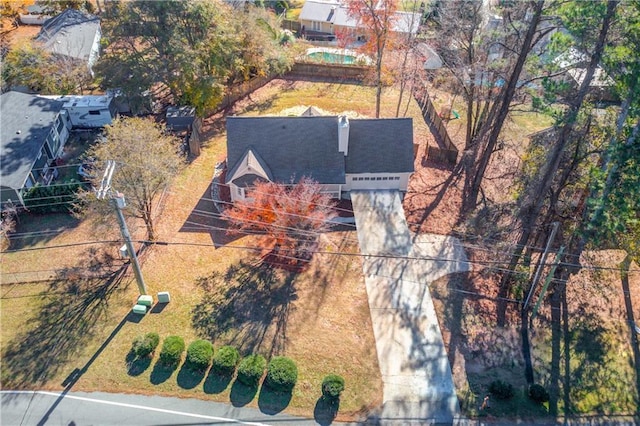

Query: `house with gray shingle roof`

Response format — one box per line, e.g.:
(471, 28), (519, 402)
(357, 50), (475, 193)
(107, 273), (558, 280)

(35, 9), (101, 75)
(225, 115), (414, 201)
(1, 91), (72, 208)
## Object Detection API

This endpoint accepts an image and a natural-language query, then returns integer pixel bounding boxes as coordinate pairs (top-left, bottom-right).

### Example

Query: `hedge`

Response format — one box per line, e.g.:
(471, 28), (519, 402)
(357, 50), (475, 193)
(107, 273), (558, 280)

(23, 180), (84, 214)
(212, 345), (239, 374)
(489, 380), (514, 400)
(528, 384), (550, 403)
(186, 339), (214, 371)
(237, 354), (266, 386)
(159, 335), (185, 366)
(321, 374), (345, 399)
(132, 332), (160, 358)
(265, 356), (298, 392)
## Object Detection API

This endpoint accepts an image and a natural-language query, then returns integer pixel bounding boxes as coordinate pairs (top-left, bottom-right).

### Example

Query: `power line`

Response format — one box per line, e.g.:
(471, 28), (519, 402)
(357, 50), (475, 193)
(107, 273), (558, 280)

(3, 240), (120, 253)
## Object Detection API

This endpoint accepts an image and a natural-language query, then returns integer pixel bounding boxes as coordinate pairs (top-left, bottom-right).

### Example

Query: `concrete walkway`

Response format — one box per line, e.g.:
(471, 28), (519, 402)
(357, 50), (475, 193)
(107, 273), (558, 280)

(351, 191), (471, 425)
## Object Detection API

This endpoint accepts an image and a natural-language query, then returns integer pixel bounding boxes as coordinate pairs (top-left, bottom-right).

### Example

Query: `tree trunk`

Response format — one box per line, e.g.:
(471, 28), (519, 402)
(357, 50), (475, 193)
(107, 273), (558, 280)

(497, 0), (618, 326)
(466, 0), (546, 211)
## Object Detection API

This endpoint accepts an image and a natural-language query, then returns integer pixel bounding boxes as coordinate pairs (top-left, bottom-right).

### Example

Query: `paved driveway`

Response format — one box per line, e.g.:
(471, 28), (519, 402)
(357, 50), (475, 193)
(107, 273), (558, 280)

(351, 191), (471, 424)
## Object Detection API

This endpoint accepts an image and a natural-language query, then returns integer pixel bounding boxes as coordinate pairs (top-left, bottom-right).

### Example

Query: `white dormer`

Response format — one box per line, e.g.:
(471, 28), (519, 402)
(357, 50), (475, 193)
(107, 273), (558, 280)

(338, 115), (349, 155)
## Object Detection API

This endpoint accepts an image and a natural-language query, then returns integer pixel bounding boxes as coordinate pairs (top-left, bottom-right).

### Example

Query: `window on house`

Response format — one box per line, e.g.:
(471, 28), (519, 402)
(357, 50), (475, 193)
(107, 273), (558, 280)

(394, 177), (400, 180)
(56, 117), (65, 133)
(382, 177), (388, 180)
(376, 177), (382, 180)
(88, 110), (101, 115)
(312, 21), (321, 31)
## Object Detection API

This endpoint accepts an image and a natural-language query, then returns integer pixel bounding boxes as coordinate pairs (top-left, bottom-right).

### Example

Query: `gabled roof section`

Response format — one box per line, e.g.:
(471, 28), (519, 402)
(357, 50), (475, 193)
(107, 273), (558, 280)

(346, 118), (414, 174)
(226, 116), (346, 185)
(1, 92), (64, 190)
(36, 9), (100, 61)
(227, 147), (274, 185)
(300, 106), (324, 117)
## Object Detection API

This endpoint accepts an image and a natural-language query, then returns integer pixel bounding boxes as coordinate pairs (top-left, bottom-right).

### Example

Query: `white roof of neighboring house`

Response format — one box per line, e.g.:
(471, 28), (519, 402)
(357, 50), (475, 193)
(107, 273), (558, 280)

(554, 47), (614, 87)
(300, 0), (421, 34)
(392, 11), (422, 35)
(35, 9), (100, 62)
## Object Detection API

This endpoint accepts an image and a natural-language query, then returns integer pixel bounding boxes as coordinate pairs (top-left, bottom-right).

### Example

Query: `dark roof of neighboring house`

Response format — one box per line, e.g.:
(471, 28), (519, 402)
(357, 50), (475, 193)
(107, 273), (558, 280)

(0, 91), (64, 191)
(226, 116), (414, 186)
(346, 118), (414, 174)
(35, 9), (100, 61)
(227, 116), (346, 184)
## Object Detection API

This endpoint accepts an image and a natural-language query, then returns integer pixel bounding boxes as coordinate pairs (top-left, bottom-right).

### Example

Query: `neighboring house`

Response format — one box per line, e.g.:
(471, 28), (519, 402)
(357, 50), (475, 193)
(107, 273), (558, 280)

(19, 4), (52, 25)
(225, 114), (415, 202)
(0, 91), (72, 208)
(554, 47), (615, 91)
(35, 9), (101, 75)
(299, 0), (421, 41)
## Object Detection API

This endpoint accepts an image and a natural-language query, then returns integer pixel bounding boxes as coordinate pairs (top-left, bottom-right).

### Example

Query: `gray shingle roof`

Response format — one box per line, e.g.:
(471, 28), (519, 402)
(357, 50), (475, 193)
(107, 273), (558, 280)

(36, 9), (100, 61)
(226, 116), (346, 184)
(226, 116), (414, 186)
(1, 92), (64, 190)
(346, 118), (414, 173)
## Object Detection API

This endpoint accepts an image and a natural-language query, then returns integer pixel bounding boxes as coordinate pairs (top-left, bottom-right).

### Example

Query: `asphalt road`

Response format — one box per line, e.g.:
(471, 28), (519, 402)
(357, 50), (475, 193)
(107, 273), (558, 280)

(1, 390), (321, 426)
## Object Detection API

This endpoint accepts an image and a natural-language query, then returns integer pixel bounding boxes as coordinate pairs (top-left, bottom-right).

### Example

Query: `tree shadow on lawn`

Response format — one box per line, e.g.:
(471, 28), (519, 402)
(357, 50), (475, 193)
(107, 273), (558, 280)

(176, 362), (207, 390)
(203, 369), (233, 394)
(229, 379), (259, 407)
(314, 396), (340, 426)
(178, 183), (242, 248)
(257, 384), (292, 415)
(1, 248), (128, 389)
(7, 212), (81, 250)
(191, 261), (297, 357)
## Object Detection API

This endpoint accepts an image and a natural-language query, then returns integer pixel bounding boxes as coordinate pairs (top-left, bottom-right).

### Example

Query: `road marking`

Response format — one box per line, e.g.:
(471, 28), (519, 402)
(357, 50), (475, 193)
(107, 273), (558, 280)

(0, 391), (272, 426)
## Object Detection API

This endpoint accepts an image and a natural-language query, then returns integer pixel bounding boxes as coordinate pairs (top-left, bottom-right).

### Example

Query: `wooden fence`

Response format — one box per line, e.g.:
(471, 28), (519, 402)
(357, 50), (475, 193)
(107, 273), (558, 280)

(211, 76), (276, 114)
(287, 62), (371, 84)
(413, 88), (458, 165)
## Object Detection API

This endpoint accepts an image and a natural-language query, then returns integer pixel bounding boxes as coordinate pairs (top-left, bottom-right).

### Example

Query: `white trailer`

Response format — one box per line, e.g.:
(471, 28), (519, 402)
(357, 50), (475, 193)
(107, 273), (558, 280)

(60, 95), (117, 128)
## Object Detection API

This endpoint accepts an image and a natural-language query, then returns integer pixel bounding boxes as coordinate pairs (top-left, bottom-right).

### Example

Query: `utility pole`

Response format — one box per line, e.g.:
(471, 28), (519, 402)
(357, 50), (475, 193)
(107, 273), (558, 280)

(523, 221), (559, 311)
(98, 160), (148, 295)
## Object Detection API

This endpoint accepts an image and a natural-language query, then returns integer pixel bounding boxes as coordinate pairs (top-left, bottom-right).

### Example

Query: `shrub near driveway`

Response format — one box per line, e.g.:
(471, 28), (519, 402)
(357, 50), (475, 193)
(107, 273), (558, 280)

(322, 374), (345, 399)
(237, 354), (267, 387)
(265, 356), (298, 392)
(212, 345), (239, 374)
(159, 336), (186, 367)
(132, 332), (160, 358)
(186, 339), (214, 371)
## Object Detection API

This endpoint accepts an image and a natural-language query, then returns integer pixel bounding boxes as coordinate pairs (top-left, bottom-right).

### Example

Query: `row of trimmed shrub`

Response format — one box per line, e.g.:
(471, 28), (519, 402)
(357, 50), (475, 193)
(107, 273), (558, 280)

(131, 333), (326, 394)
(488, 379), (549, 404)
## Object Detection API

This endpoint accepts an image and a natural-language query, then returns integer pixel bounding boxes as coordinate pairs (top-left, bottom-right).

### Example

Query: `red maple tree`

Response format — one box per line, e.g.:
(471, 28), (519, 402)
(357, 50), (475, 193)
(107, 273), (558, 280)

(223, 178), (337, 268)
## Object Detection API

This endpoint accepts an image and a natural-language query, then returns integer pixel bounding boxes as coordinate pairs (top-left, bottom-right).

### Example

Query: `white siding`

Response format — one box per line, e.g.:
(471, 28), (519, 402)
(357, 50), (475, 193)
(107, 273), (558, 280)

(345, 173), (411, 191)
